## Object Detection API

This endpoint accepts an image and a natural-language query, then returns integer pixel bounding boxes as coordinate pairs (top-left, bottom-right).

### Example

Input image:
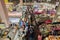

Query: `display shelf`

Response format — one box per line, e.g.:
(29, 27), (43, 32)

(0, 23), (6, 29)
(8, 12), (22, 17)
(7, 29), (18, 40)
(23, 3), (55, 7)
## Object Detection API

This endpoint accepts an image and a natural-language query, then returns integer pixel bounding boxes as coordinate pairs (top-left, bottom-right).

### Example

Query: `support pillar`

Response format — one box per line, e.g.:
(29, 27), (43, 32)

(0, 0), (9, 27)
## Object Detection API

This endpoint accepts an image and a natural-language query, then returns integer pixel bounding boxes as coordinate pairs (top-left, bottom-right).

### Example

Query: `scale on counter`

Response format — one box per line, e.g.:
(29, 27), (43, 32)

(0, 23), (6, 29)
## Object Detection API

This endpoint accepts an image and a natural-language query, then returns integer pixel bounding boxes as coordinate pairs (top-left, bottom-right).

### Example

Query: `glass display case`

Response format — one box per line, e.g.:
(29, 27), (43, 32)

(9, 17), (20, 23)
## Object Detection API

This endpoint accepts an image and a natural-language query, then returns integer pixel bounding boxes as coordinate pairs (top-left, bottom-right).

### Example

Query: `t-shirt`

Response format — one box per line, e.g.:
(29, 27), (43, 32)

(50, 9), (56, 16)
(38, 35), (42, 40)
(26, 22), (28, 27)
(56, 2), (59, 6)
(19, 21), (24, 27)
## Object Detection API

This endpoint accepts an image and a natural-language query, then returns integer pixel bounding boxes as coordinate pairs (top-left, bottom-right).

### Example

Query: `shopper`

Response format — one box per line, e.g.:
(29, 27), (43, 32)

(38, 33), (42, 40)
(19, 19), (24, 28)
(29, 26), (34, 40)
(50, 8), (56, 16)
(55, 1), (59, 9)
(25, 25), (35, 40)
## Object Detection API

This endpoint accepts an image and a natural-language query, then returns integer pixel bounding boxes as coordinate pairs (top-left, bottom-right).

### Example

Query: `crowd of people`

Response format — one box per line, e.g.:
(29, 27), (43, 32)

(0, 1), (60, 40)
(0, 5), (60, 40)
(15, 6), (59, 40)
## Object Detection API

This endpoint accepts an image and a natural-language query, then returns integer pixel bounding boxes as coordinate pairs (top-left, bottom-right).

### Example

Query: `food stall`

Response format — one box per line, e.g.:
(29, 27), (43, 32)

(42, 22), (60, 40)
(33, 3), (56, 23)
